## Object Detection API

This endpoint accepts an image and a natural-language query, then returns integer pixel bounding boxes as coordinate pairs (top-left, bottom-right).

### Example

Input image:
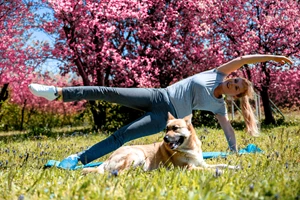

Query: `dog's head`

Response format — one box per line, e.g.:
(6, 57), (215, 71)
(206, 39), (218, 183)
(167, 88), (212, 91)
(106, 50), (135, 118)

(164, 112), (198, 151)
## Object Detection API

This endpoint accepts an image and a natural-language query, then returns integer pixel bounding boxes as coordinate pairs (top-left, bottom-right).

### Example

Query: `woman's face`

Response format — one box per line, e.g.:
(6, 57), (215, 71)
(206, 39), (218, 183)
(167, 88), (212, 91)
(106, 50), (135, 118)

(222, 78), (246, 97)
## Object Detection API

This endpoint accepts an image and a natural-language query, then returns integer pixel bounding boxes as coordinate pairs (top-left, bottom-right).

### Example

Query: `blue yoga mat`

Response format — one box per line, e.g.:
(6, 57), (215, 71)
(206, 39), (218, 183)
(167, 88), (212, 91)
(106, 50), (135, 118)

(203, 143), (263, 159)
(44, 160), (103, 170)
(44, 144), (263, 170)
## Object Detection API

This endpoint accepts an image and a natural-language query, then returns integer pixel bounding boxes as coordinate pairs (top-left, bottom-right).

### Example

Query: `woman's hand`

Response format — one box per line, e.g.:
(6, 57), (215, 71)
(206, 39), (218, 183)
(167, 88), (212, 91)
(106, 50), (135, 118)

(272, 55), (293, 65)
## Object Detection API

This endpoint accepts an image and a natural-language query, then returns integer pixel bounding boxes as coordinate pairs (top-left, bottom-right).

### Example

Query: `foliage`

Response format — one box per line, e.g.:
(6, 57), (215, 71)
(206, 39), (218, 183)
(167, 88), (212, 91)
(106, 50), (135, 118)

(0, 113), (299, 199)
(0, 100), (90, 133)
(44, 0), (215, 88)
(0, 0), (32, 86)
(268, 69), (300, 108)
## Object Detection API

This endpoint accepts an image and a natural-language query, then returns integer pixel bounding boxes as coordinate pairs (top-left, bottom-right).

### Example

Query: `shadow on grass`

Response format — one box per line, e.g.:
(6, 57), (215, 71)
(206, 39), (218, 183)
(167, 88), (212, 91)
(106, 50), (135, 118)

(0, 117), (298, 143)
(0, 126), (97, 143)
(205, 117), (299, 132)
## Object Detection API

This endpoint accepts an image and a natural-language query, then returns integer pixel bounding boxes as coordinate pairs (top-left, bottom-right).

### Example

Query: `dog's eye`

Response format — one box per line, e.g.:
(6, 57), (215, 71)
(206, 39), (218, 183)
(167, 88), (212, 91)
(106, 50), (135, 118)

(172, 126), (179, 131)
(166, 125), (181, 132)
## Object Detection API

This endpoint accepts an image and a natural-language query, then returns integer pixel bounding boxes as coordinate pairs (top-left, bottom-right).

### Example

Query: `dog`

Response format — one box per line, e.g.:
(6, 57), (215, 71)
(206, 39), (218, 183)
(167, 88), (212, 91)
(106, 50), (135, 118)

(82, 113), (238, 174)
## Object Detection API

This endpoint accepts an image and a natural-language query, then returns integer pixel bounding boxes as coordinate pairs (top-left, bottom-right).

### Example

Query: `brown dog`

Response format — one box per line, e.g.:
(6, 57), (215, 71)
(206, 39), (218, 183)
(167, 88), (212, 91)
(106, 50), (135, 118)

(83, 113), (237, 174)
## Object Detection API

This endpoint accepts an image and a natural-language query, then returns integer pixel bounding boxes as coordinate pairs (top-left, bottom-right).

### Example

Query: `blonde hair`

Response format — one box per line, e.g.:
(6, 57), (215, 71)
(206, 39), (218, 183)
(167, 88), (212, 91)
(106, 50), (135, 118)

(236, 78), (259, 137)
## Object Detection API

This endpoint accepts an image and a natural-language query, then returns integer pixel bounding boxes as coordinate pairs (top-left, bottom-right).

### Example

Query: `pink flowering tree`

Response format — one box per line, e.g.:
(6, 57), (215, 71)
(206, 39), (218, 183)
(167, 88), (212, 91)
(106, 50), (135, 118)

(206, 0), (300, 124)
(0, 1), (34, 111)
(41, 0), (219, 128)
(0, 1), (53, 112)
(260, 68), (300, 109)
(0, 1), (87, 130)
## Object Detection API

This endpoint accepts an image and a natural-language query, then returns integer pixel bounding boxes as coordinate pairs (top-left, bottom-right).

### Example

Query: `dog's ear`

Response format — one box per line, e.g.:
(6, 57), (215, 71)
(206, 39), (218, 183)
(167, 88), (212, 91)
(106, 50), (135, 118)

(183, 114), (192, 125)
(168, 112), (175, 120)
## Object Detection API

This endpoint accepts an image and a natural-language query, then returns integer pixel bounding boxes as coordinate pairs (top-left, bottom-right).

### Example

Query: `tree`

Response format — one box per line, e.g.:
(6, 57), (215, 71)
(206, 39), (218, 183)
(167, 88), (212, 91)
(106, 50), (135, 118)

(206, 0), (300, 124)
(0, 1), (53, 110)
(42, 0), (220, 129)
(0, 0), (32, 111)
(0, 1), (85, 129)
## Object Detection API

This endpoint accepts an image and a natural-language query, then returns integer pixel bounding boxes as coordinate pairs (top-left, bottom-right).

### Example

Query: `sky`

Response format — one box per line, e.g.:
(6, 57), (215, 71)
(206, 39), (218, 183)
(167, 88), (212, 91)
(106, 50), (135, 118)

(28, 31), (62, 74)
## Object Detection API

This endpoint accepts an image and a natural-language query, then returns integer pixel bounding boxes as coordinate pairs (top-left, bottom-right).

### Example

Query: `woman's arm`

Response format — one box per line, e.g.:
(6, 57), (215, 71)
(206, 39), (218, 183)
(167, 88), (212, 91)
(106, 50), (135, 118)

(215, 114), (238, 152)
(217, 54), (293, 75)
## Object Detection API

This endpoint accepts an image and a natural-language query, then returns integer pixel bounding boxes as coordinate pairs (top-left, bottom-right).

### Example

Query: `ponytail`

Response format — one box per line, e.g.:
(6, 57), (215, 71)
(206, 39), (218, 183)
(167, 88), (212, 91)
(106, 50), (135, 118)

(240, 95), (259, 136)
(237, 78), (259, 137)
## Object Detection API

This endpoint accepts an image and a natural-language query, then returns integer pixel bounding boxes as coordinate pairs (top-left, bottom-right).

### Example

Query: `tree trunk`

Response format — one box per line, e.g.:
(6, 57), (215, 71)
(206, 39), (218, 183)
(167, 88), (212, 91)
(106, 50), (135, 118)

(0, 83), (9, 123)
(0, 83), (9, 110)
(89, 101), (106, 130)
(20, 99), (27, 131)
(260, 64), (276, 125)
(260, 86), (275, 125)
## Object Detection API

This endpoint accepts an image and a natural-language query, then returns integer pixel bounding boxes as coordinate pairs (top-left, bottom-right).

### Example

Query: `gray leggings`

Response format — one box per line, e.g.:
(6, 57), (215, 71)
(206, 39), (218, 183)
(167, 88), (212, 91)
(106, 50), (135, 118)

(62, 86), (177, 164)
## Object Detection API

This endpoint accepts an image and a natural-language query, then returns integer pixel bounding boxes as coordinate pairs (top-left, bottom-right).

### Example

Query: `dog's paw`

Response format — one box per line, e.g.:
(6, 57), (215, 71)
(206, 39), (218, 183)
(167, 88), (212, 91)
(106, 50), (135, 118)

(81, 168), (90, 175)
(82, 167), (103, 174)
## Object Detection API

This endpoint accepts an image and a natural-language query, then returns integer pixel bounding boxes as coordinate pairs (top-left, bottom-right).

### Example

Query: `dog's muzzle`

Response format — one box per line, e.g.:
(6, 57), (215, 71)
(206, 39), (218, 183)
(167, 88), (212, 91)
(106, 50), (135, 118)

(163, 135), (185, 149)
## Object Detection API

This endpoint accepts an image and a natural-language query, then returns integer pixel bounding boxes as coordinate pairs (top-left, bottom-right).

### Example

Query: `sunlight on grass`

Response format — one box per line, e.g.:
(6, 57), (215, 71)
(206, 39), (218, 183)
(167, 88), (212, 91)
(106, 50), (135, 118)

(0, 116), (299, 199)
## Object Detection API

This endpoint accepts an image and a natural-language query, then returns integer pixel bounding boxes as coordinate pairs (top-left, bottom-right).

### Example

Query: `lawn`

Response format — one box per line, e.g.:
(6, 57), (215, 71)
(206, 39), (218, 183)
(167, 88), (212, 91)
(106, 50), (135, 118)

(0, 114), (299, 200)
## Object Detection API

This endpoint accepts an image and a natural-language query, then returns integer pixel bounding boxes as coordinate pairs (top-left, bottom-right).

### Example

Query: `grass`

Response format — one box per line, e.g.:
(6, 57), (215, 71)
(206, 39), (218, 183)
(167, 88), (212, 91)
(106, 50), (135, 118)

(0, 114), (299, 200)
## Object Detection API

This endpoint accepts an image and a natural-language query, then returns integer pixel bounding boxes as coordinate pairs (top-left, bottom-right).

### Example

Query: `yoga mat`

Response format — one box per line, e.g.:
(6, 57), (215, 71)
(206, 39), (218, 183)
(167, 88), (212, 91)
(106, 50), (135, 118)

(44, 144), (263, 170)
(203, 143), (263, 159)
(44, 160), (103, 170)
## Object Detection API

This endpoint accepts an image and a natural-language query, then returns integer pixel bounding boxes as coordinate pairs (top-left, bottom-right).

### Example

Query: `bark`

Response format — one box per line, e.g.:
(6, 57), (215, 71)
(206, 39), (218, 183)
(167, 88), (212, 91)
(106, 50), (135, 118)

(260, 64), (275, 125)
(20, 99), (27, 131)
(0, 83), (9, 110)
(89, 101), (106, 130)
(0, 83), (9, 122)
(260, 86), (275, 124)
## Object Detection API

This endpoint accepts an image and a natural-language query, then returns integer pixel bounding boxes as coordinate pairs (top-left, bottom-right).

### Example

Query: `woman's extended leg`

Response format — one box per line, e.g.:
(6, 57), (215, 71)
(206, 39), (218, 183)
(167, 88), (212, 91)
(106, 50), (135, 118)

(62, 86), (160, 111)
(29, 83), (165, 112)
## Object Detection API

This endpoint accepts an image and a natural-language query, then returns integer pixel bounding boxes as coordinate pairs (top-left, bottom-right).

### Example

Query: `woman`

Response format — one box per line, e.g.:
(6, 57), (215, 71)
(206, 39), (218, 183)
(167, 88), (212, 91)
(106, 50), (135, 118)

(29, 54), (292, 169)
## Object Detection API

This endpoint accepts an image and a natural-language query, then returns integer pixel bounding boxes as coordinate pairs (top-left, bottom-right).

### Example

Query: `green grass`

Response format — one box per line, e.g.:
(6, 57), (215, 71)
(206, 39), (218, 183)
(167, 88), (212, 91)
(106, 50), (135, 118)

(0, 116), (300, 200)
